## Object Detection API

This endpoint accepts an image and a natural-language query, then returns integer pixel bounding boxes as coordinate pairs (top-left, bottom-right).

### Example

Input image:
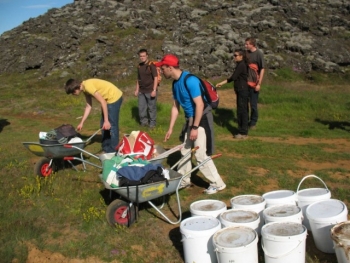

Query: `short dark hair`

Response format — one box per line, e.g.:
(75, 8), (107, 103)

(138, 48), (148, 55)
(64, 79), (81, 94)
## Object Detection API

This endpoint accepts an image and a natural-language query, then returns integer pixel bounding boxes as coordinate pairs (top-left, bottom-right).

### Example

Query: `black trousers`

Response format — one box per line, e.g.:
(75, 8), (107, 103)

(236, 89), (249, 135)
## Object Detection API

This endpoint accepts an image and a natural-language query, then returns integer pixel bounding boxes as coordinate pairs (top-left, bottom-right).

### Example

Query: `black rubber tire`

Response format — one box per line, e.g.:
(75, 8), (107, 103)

(34, 158), (53, 177)
(106, 199), (137, 227)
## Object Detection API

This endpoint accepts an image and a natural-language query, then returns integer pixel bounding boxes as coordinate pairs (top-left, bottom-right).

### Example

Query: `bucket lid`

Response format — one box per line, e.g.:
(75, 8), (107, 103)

(298, 188), (330, 198)
(180, 216), (221, 233)
(331, 221), (350, 242)
(262, 222), (306, 237)
(264, 205), (301, 218)
(221, 210), (259, 223)
(191, 199), (226, 212)
(231, 195), (265, 205)
(306, 199), (348, 221)
(263, 190), (295, 200)
(213, 226), (257, 248)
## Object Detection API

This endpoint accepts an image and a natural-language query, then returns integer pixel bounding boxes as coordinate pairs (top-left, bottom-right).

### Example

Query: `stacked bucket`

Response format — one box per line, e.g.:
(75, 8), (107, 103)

(179, 174), (349, 263)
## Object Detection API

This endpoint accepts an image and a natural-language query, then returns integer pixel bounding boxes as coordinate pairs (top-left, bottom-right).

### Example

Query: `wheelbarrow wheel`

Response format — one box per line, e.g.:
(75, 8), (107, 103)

(34, 158), (54, 177)
(106, 199), (137, 227)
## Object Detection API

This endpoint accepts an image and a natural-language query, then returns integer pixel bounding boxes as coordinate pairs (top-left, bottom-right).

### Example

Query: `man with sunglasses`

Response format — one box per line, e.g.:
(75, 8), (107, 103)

(156, 54), (226, 194)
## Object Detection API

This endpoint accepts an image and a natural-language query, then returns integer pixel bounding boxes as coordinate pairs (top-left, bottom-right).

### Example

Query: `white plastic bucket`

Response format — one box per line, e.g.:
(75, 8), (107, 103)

(219, 210), (260, 233)
(180, 216), (221, 263)
(262, 190), (296, 208)
(262, 222), (307, 263)
(296, 174), (331, 230)
(306, 199), (348, 253)
(263, 204), (303, 224)
(190, 199), (227, 218)
(331, 221), (350, 263)
(230, 195), (266, 235)
(213, 226), (258, 263)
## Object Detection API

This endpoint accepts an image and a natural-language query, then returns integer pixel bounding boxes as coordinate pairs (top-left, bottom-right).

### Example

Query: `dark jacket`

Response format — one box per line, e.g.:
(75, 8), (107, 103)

(227, 60), (248, 92)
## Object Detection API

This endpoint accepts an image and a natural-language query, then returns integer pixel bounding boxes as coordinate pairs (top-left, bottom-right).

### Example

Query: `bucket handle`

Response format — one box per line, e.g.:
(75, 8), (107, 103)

(297, 174), (329, 194)
(261, 238), (304, 259)
(180, 234), (194, 242)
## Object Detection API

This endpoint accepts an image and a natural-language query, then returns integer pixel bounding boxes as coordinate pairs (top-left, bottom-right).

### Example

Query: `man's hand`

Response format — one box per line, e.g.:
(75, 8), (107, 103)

(189, 129), (198, 141)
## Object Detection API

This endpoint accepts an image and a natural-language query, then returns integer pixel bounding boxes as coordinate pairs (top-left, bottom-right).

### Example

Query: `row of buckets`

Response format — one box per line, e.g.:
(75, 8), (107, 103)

(180, 175), (350, 263)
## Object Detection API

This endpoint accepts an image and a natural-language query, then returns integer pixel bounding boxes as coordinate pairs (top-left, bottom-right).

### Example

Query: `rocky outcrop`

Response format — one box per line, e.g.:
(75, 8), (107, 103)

(0, 0), (349, 78)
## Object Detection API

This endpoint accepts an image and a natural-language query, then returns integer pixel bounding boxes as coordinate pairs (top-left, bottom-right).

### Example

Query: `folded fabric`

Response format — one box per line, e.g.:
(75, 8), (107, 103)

(117, 163), (163, 181)
(101, 155), (151, 188)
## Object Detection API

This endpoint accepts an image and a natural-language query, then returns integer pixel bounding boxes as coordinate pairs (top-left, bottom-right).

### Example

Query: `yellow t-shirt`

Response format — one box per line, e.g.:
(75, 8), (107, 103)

(82, 79), (123, 104)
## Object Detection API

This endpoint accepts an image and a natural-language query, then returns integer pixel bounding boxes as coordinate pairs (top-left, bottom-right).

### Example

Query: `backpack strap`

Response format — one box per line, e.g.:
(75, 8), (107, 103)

(183, 74), (208, 106)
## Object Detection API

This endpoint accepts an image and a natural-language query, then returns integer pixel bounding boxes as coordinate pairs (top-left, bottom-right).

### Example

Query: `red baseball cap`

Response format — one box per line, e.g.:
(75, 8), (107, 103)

(155, 54), (179, 67)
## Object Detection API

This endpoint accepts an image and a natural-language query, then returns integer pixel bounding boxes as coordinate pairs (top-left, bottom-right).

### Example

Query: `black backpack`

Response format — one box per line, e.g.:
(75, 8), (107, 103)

(55, 124), (78, 144)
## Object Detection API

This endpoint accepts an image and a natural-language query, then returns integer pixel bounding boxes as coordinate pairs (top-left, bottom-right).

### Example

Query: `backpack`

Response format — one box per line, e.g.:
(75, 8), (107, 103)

(138, 61), (162, 86)
(45, 124), (78, 144)
(55, 124), (78, 143)
(183, 74), (219, 109)
(148, 61), (162, 85)
(247, 63), (260, 88)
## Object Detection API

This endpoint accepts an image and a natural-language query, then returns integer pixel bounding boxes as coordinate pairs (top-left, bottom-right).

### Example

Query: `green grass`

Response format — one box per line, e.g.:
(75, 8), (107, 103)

(0, 70), (349, 263)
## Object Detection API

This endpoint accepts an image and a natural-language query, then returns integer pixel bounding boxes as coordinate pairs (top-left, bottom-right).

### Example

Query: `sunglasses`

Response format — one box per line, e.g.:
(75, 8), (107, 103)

(233, 54), (241, 57)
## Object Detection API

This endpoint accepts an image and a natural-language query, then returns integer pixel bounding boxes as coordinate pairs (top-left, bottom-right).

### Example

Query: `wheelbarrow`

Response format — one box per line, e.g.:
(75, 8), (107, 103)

(100, 147), (221, 227)
(22, 129), (101, 177)
(63, 143), (185, 168)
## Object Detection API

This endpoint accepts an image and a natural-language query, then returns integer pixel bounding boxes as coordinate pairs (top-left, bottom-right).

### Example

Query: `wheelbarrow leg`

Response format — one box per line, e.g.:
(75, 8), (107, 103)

(80, 152), (87, 171)
(66, 160), (79, 172)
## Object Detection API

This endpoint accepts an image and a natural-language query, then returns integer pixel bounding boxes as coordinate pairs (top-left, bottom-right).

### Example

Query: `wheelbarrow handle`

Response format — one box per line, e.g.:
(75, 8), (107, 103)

(182, 152), (222, 178)
(210, 153), (222, 160)
(85, 128), (102, 143)
(170, 146), (199, 170)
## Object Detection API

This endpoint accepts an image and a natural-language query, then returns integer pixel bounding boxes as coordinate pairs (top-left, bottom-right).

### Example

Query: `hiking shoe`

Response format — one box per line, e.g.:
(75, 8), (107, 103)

(234, 134), (248, 139)
(249, 125), (256, 130)
(203, 184), (226, 195)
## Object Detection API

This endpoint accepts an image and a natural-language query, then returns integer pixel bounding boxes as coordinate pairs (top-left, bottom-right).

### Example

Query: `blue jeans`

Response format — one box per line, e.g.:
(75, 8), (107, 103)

(101, 97), (123, 153)
(248, 88), (259, 126)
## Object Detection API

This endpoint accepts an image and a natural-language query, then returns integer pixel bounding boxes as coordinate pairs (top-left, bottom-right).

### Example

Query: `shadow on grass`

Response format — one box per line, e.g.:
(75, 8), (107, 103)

(213, 108), (237, 135)
(315, 118), (350, 132)
(0, 118), (10, 133)
(132, 106), (140, 125)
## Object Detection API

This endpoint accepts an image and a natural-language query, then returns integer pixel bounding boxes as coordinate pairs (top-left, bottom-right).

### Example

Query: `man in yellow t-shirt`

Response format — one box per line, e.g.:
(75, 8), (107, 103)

(65, 78), (123, 153)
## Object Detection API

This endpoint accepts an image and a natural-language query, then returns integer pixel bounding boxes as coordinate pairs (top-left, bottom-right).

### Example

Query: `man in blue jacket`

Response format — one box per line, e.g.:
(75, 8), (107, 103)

(156, 54), (226, 194)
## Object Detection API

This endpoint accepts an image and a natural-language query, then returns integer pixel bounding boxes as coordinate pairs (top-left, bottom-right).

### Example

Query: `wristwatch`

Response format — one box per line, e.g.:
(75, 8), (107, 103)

(191, 125), (199, 130)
